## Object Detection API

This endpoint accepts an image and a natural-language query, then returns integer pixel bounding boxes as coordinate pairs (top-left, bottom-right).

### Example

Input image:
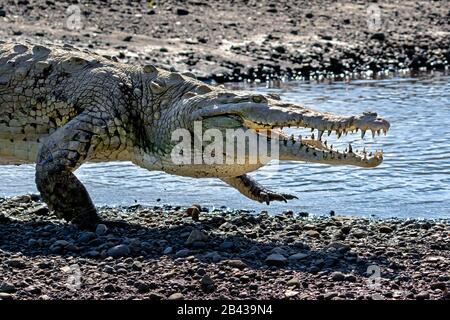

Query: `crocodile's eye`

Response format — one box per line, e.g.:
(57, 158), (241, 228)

(252, 95), (264, 103)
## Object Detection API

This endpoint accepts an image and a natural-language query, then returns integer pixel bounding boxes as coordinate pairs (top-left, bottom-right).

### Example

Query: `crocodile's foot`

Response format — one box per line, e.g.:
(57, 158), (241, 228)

(221, 174), (298, 205)
(257, 190), (298, 205)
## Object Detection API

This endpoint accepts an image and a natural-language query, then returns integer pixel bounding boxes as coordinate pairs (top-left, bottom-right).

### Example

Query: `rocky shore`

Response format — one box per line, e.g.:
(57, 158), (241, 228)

(0, 0), (449, 82)
(0, 194), (448, 300)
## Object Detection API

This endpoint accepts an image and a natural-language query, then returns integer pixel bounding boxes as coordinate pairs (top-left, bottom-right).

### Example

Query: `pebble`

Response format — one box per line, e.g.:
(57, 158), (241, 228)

(5, 258), (27, 269)
(430, 282), (446, 291)
(186, 206), (200, 221)
(107, 244), (130, 258)
(168, 293), (184, 300)
(175, 249), (191, 257)
(185, 229), (208, 245)
(95, 224), (108, 236)
(379, 225), (394, 233)
(176, 8), (189, 16)
(78, 232), (96, 243)
(304, 230), (320, 238)
(219, 240), (235, 250)
(331, 271), (346, 282)
(161, 246), (172, 255)
(351, 229), (367, 239)
(371, 293), (385, 300)
(134, 281), (150, 293)
(149, 292), (166, 300)
(285, 290), (299, 298)
(200, 275), (214, 287)
(286, 277), (300, 287)
(227, 259), (247, 269)
(288, 253), (309, 261)
(0, 282), (16, 293)
(415, 291), (430, 300)
(0, 293), (13, 300)
(265, 253), (287, 266)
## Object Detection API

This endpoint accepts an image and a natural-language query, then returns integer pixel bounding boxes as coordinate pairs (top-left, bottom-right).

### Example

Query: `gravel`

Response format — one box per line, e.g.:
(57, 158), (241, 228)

(0, 195), (449, 300)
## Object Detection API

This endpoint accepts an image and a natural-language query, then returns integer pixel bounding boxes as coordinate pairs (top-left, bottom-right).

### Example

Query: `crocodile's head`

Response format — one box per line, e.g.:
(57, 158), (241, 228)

(184, 89), (390, 168)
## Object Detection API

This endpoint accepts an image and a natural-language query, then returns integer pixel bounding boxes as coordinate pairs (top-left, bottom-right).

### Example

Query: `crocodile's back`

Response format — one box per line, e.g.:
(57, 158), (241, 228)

(0, 41), (127, 163)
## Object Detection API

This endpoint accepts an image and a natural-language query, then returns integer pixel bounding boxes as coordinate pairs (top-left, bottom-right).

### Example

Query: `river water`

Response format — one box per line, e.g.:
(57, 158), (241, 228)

(1, 74), (449, 218)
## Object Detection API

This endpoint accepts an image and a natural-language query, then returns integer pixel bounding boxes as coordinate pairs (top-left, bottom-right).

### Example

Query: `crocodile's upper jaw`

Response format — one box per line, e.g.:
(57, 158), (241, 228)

(190, 91), (390, 168)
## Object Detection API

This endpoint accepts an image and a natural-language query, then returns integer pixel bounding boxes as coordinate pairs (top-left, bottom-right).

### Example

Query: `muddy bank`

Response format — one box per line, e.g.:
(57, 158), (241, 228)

(0, 0), (449, 82)
(0, 195), (449, 300)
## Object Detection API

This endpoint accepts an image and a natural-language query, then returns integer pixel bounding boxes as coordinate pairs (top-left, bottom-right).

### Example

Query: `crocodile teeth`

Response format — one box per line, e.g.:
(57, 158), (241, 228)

(348, 143), (353, 153)
(317, 130), (323, 140)
(337, 131), (342, 139)
(361, 130), (366, 139)
(371, 130), (375, 138)
(327, 130), (332, 136)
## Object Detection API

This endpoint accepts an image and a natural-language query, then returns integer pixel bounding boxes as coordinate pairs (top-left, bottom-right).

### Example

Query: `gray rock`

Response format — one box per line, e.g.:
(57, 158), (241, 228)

(5, 258), (27, 269)
(163, 246), (173, 254)
(149, 292), (166, 300)
(219, 241), (235, 250)
(78, 232), (96, 243)
(85, 250), (100, 258)
(0, 292), (13, 300)
(53, 240), (70, 247)
(134, 280), (150, 293)
(304, 230), (320, 238)
(415, 291), (430, 300)
(344, 274), (357, 282)
(331, 271), (345, 281)
(175, 249), (190, 257)
(0, 282), (16, 293)
(430, 282), (446, 291)
(200, 275), (215, 287)
(351, 229), (367, 239)
(379, 225), (393, 233)
(288, 253), (309, 261)
(107, 244), (130, 258)
(95, 224), (108, 236)
(168, 292), (184, 300)
(227, 259), (247, 269)
(265, 253), (287, 266)
(285, 289), (299, 298)
(286, 277), (300, 287)
(186, 229), (208, 245)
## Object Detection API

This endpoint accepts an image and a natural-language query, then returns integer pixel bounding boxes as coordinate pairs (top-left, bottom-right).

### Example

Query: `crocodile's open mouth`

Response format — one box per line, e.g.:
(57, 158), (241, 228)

(242, 107), (390, 167)
(192, 92), (390, 167)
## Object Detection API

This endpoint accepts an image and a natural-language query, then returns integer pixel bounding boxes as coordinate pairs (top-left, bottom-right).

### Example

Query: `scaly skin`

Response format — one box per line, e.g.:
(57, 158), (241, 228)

(0, 41), (390, 228)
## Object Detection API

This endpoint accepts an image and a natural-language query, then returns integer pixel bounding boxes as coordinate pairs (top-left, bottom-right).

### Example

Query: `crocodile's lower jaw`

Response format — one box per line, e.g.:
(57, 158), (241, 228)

(255, 126), (385, 168)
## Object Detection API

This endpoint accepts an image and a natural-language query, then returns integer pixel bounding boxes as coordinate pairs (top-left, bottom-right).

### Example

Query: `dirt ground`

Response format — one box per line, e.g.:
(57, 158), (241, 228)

(0, 0), (449, 82)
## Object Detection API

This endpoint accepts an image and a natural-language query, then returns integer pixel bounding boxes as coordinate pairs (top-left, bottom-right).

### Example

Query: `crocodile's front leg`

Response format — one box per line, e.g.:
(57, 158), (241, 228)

(35, 112), (105, 229)
(221, 174), (298, 205)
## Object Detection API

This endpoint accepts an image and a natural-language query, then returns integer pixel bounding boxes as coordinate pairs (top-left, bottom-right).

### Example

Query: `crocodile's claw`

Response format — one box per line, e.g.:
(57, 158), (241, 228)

(259, 191), (298, 205)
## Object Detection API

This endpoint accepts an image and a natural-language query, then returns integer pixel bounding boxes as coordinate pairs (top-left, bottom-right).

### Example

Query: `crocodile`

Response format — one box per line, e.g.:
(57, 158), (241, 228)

(0, 41), (390, 228)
